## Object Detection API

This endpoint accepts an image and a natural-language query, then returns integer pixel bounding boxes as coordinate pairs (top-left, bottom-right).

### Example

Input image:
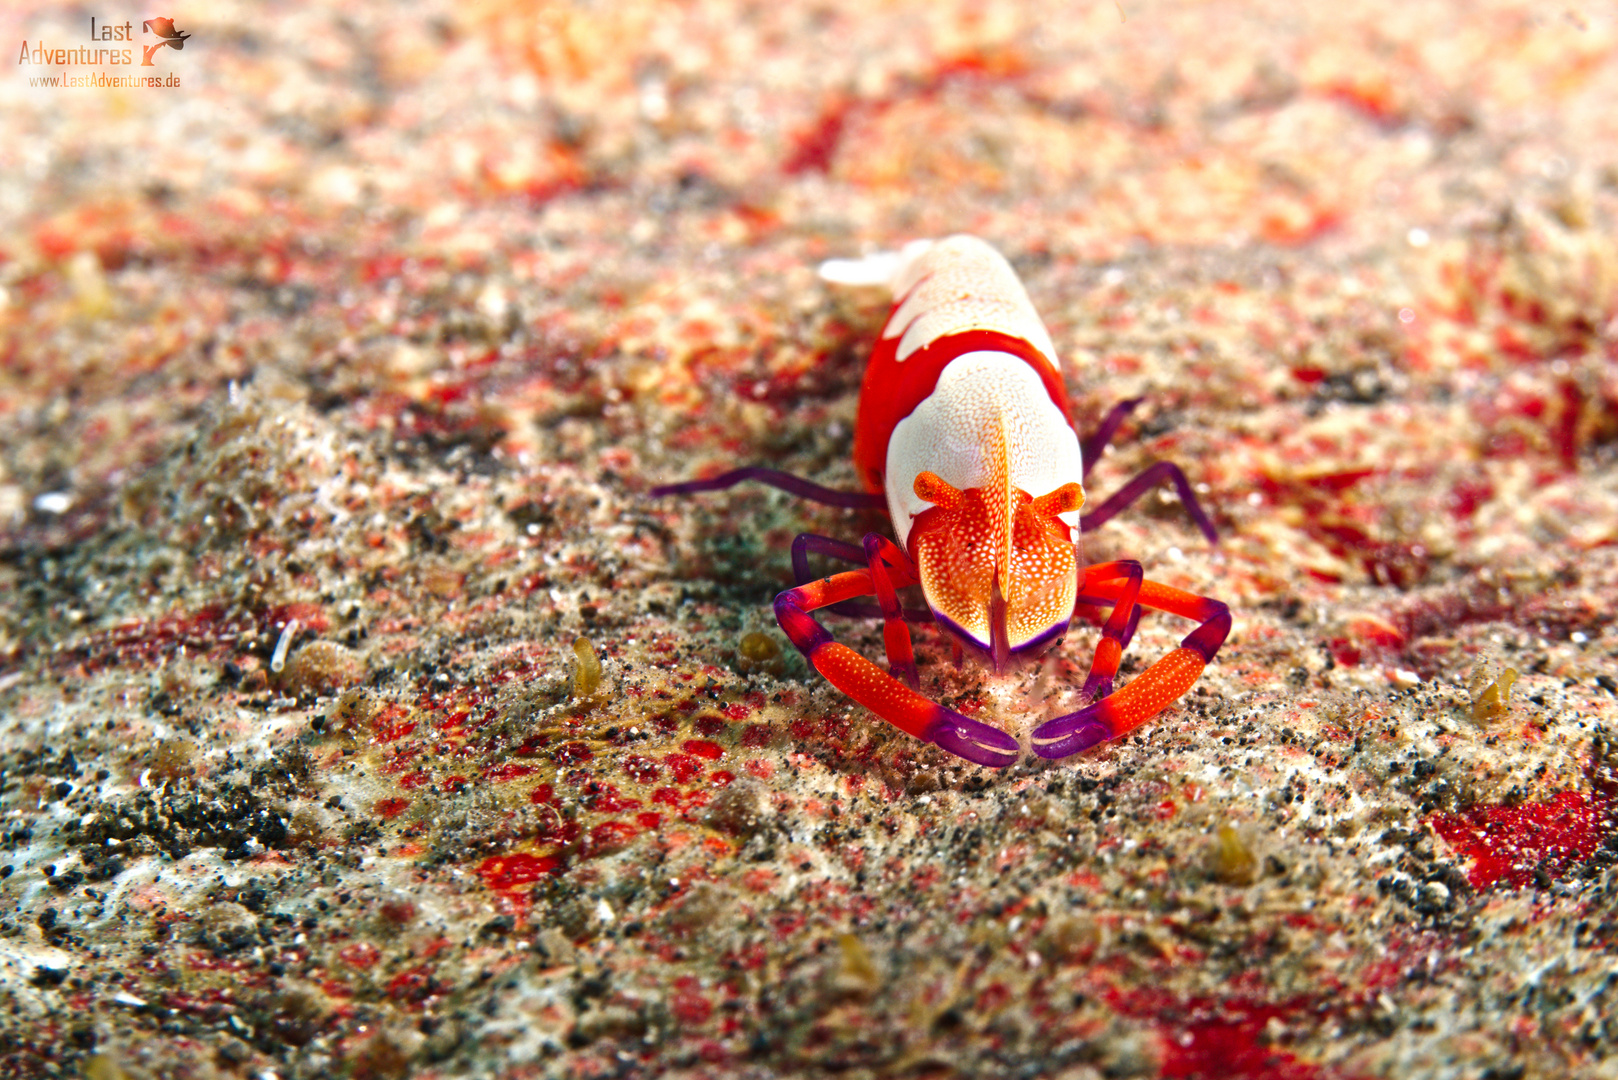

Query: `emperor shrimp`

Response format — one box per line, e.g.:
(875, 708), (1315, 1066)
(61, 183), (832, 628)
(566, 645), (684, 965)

(653, 236), (1229, 767)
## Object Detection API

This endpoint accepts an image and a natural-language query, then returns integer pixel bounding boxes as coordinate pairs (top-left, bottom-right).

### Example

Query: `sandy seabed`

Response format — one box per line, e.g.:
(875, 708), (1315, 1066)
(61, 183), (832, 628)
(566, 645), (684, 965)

(2, 1), (1618, 1077)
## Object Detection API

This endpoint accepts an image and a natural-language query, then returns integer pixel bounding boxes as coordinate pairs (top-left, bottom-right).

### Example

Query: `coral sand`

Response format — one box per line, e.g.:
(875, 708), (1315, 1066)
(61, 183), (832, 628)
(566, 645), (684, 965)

(2, 1), (1617, 1077)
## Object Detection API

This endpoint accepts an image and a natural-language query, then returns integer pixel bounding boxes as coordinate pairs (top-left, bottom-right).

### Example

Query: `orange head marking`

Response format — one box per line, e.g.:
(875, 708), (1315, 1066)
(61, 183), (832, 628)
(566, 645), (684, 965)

(909, 470), (1083, 664)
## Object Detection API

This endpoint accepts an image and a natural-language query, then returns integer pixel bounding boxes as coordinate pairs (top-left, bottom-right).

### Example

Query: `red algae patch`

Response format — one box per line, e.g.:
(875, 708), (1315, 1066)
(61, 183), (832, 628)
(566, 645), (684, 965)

(1430, 792), (1614, 891)
(373, 796), (411, 820)
(477, 852), (565, 893)
(1110, 989), (1362, 1080)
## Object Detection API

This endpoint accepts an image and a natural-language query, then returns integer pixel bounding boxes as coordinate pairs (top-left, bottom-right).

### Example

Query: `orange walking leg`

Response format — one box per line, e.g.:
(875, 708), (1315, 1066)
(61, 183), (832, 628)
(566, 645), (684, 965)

(774, 570), (1020, 767)
(1076, 560), (1145, 702)
(1031, 577), (1230, 759)
(861, 533), (922, 689)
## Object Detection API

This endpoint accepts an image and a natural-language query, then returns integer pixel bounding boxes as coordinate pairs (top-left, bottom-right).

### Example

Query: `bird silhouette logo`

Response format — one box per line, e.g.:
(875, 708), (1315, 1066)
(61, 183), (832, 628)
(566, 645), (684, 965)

(140, 17), (191, 66)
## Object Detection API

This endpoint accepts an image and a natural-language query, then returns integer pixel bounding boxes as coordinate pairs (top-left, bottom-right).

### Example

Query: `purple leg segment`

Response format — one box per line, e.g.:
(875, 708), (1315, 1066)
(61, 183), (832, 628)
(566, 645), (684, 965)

(1080, 397), (1145, 480)
(649, 467), (885, 510)
(1182, 606), (1233, 663)
(791, 533), (933, 622)
(928, 716), (1023, 766)
(791, 533), (866, 582)
(1082, 460), (1220, 545)
(1033, 711), (1115, 759)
